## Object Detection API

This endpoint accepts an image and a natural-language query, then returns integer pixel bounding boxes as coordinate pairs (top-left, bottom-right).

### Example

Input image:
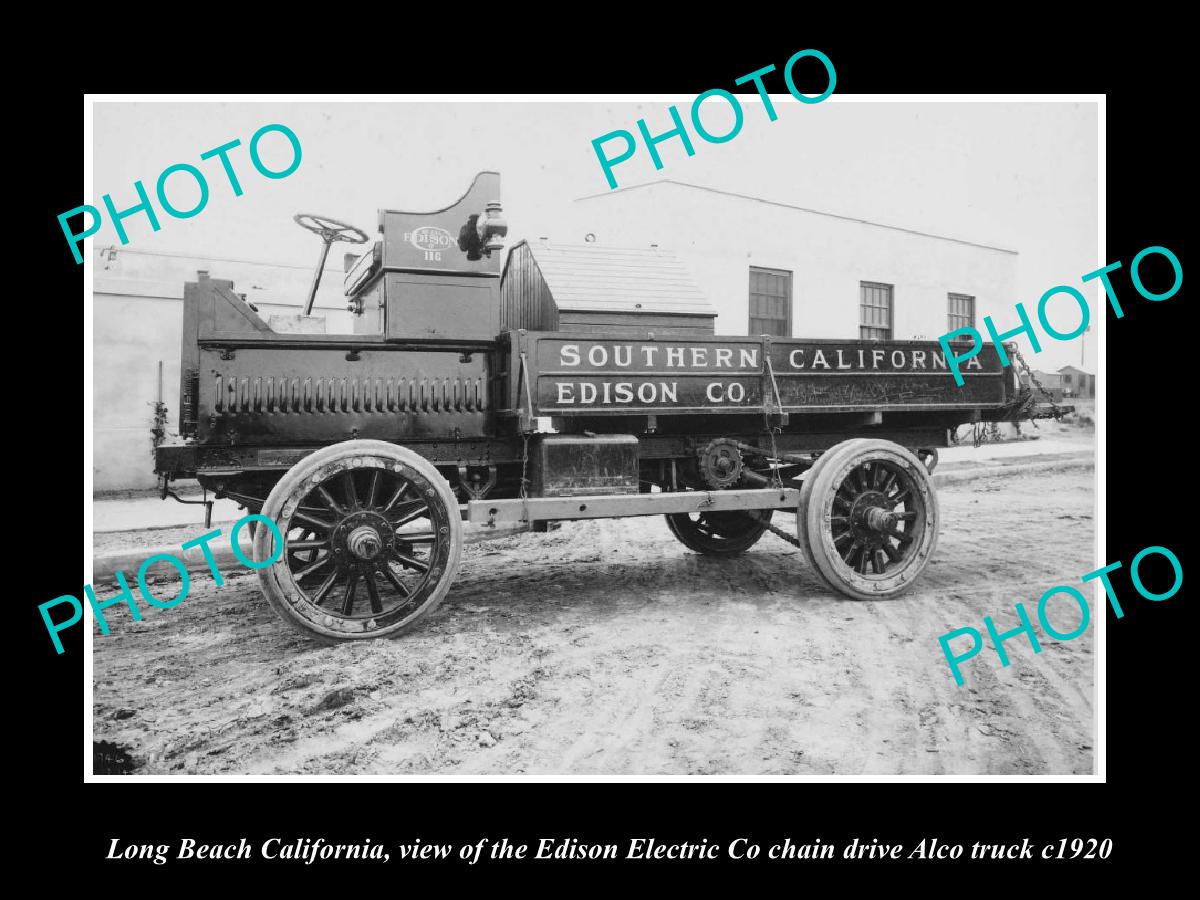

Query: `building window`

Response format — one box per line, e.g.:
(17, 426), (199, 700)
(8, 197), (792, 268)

(749, 267), (792, 336)
(860, 281), (893, 340)
(948, 293), (975, 335)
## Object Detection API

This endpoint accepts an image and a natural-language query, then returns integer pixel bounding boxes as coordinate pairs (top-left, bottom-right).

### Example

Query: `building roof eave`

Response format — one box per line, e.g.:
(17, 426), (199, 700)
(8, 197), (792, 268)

(574, 180), (1019, 256)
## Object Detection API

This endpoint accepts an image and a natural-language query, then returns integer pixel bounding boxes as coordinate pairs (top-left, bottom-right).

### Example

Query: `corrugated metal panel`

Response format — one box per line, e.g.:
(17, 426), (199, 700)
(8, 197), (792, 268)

(510, 241), (716, 316)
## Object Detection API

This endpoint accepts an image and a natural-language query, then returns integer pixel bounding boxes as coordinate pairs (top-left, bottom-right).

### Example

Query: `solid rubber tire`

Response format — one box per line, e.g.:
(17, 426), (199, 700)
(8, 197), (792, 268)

(665, 509), (772, 556)
(796, 438), (939, 600)
(252, 439), (463, 642)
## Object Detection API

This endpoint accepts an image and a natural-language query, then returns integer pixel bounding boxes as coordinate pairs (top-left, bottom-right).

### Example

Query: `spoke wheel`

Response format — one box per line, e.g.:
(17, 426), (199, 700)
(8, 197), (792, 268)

(254, 440), (463, 641)
(797, 439), (938, 599)
(666, 508), (772, 556)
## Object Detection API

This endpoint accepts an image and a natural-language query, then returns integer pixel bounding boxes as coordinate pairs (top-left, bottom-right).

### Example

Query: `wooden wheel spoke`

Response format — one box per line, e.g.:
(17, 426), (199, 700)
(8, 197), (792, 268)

(340, 574), (359, 616)
(365, 468), (381, 509)
(343, 471), (360, 511)
(289, 539), (329, 551)
(293, 511), (335, 533)
(396, 531), (437, 544)
(316, 485), (346, 516)
(380, 564), (412, 598)
(883, 541), (902, 562)
(311, 569), (339, 605)
(873, 549), (887, 574)
(833, 531), (853, 546)
(881, 471), (897, 494)
(294, 553), (333, 579)
(380, 483), (410, 514)
(364, 574), (384, 614)
(888, 489), (912, 508)
(392, 550), (430, 573)
(842, 540), (861, 564)
(895, 511), (918, 521)
(830, 516), (849, 527)
(390, 501), (430, 527)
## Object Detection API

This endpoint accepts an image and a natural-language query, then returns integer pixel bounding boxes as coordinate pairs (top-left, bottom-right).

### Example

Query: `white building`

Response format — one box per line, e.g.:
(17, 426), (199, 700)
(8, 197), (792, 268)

(93, 247), (354, 492)
(566, 180), (1017, 343)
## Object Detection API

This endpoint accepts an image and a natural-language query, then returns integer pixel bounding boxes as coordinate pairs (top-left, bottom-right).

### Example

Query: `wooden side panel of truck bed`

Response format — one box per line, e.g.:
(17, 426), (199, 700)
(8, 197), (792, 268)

(511, 332), (1014, 417)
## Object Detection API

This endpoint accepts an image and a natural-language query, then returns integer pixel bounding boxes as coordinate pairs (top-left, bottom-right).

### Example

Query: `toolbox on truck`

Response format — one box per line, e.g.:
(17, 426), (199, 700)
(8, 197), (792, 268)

(531, 434), (640, 498)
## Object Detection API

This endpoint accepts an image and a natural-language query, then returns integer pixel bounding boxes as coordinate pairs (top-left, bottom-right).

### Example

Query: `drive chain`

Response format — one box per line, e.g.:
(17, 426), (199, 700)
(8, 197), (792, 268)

(767, 519), (803, 549)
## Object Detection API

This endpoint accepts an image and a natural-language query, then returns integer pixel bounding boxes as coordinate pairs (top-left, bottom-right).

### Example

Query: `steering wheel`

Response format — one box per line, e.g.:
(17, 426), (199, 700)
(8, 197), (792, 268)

(293, 213), (369, 244)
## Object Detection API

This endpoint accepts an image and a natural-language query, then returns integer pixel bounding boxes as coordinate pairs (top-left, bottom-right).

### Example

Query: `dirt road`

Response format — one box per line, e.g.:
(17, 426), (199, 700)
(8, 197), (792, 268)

(92, 466), (1095, 775)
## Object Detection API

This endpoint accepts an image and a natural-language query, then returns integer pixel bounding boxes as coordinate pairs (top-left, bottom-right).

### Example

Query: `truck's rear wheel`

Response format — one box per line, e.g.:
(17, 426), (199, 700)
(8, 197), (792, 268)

(253, 439), (463, 642)
(666, 509), (773, 555)
(797, 439), (938, 599)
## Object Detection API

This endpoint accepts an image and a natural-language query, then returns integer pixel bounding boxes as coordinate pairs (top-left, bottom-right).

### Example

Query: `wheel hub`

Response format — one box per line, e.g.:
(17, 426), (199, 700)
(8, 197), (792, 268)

(333, 511), (394, 565)
(849, 490), (891, 546)
(347, 526), (383, 560)
(864, 506), (898, 533)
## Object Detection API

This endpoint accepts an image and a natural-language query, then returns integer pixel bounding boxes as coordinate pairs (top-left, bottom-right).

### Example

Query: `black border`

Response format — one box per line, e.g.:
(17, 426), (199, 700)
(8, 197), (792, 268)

(24, 24), (1187, 882)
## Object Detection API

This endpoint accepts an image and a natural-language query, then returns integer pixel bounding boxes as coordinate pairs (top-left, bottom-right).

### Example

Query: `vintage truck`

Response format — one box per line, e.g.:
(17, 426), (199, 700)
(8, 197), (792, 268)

(154, 172), (1046, 642)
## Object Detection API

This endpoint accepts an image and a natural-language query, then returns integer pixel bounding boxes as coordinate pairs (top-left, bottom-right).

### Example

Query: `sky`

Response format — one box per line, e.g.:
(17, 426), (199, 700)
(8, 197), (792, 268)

(93, 99), (1098, 371)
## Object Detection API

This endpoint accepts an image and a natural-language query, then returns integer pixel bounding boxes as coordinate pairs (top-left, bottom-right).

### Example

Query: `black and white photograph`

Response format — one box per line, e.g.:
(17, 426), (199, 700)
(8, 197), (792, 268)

(84, 96), (1099, 777)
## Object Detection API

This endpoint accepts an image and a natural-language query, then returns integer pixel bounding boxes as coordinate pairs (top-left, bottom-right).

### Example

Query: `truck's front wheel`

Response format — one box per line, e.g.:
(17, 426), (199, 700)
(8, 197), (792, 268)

(253, 439), (463, 642)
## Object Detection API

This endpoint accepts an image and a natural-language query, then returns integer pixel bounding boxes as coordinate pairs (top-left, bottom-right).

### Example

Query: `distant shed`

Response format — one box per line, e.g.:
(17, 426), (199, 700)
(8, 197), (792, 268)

(499, 241), (717, 336)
